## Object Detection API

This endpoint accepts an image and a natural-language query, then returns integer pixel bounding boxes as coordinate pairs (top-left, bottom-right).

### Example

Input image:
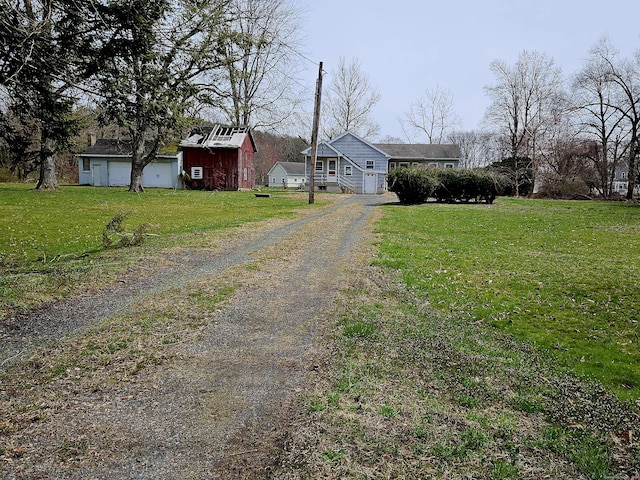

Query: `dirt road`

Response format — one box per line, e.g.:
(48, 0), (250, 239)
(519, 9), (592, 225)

(1, 194), (390, 480)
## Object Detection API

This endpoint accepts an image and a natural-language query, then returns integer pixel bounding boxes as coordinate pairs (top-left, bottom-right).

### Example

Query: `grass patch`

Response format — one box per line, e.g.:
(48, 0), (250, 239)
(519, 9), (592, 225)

(374, 198), (640, 400)
(278, 260), (639, 478)
(0, 184), (323, 316)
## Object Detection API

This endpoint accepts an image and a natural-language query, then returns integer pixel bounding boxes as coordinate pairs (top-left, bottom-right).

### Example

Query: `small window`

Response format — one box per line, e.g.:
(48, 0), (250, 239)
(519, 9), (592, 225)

(82, 158), (90, 172)
(445, 163), (454, 169)
(412, 162), (420, 167)
(429, 163), (438, 167)
(281, 177), (285, 183)
(389, 162), (396, 169)
(272, 177), (276, 183)
(345, 166), (352, 176)
(622, 172), (628, 179)
(191, 166), (203, 179)
(243, 167), (248, 181)
(315, 161), (323, 171)
(366, 160), (374, 169)
(399, 162), (409, 168)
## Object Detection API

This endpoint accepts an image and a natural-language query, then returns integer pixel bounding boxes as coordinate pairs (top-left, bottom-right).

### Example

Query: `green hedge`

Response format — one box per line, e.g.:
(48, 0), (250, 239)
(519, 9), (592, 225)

(388, 167), (509, 205)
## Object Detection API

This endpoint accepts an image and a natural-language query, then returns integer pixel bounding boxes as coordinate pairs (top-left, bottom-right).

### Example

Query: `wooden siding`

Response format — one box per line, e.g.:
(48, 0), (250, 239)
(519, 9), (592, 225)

(182, 134), (255, 190)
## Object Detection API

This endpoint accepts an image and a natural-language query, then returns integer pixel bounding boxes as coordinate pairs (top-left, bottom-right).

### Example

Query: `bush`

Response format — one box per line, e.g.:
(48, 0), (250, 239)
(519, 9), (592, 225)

(389, 167), (508, 205)
(387, 167), (437, 205)
(537, 175), (591, 199)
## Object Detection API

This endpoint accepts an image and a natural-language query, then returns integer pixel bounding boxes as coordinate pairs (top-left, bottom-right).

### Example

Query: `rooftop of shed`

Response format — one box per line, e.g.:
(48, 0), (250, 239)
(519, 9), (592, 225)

(180, 124), (257, 152)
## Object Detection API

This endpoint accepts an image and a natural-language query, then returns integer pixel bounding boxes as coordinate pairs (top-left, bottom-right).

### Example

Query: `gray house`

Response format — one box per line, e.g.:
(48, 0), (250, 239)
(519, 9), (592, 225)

(303, 131), (461, 194)
(267, 161), (306, 188)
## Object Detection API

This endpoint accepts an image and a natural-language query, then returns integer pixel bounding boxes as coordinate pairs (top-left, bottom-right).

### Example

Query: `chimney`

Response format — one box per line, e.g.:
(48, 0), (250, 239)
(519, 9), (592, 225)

(88, 133), (97, 147)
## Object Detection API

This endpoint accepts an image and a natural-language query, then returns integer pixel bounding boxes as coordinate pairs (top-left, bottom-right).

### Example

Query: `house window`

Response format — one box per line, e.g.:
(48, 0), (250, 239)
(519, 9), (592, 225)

(272, 177), (276, 183)
(389, 162), (396, 169)
(82, 158), (90, 172)
(315, 161), (323, 171)
(622, 171), (628, 179)
(366, 160), (374, 169)
(345, 166), (352, 176)
(281, 177), (285, 183)
(445, 163), (454, 169)
(191, 166), (203, 179)
(429, 163), (438, 167)
(412, 162), (420, 167)
(399, 162), (409, 168)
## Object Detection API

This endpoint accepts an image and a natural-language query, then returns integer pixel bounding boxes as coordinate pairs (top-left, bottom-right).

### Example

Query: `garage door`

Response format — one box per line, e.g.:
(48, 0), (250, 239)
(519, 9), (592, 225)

(108, 162), (131, 187)
(143, 162), (174, 188)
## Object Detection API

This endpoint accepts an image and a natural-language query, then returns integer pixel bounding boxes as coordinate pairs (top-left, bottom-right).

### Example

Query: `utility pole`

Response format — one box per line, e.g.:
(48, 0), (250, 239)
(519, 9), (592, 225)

(309, 61), (323, 204)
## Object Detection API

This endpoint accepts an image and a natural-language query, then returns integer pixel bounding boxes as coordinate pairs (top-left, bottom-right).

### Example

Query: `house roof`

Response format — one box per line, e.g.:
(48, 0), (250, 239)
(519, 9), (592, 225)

(180, 124), (257, 152)
(78, 139), (179, 157)
(273, 161), (305, 175)
(374, 143), (461, 160)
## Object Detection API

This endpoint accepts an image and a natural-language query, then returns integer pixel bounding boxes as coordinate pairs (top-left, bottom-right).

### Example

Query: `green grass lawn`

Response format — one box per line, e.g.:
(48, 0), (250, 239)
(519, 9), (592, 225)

(375, 197), (640, 401)
(0, 183), (320, 314)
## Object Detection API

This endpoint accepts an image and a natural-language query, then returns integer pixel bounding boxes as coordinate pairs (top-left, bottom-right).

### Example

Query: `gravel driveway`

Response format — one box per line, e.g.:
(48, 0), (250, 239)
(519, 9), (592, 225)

(1, 193), (391, 480)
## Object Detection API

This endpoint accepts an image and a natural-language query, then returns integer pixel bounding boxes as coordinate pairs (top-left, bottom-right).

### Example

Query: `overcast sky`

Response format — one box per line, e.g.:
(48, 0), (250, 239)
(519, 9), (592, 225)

(295, 0), (640, 141)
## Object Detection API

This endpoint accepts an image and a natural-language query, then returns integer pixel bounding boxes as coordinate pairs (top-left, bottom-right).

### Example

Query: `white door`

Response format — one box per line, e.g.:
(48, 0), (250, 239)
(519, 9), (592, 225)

(93, 164), (103, 186)
(364, 172), (377, 194)
(327, 159), (337, 182)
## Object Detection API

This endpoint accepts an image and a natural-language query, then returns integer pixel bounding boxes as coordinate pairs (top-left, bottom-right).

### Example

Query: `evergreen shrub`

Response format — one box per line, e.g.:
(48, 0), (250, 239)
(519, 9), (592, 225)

(388, 167), (508, 205)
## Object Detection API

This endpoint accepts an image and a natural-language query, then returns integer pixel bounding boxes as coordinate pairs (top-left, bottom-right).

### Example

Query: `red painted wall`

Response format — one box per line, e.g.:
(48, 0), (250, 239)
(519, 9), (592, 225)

(182, 137), (255, 190)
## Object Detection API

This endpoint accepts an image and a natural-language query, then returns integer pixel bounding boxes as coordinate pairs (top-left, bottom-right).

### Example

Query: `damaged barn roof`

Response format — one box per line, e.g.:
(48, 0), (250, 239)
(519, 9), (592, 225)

(180, 124), (257, 152)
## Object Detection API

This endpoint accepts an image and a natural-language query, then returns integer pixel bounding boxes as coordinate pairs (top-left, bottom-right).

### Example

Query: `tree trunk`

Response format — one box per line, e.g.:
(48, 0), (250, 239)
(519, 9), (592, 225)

(36, 137), (58, 190)
(626, 143), (637, 199)
(128, 136), (146, 192)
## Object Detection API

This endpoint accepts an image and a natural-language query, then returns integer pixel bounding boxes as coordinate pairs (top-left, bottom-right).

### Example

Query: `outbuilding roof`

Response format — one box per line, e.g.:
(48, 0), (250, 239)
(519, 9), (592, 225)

(273, 161), (305, 175)
(78, 139), (179, 157)
(180, 124), (257, 152)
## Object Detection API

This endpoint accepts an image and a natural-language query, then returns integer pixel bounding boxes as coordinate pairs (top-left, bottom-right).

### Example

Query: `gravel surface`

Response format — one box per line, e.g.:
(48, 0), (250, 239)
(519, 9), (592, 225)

(1, 193), (391, 479)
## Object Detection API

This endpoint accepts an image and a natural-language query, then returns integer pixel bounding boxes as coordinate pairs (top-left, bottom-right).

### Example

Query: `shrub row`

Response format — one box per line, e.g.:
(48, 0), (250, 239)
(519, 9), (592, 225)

(387, 167), (509, 205)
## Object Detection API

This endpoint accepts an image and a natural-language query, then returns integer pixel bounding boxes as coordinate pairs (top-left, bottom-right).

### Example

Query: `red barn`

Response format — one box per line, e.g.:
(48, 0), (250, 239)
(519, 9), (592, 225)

(180, 125), (257, 190)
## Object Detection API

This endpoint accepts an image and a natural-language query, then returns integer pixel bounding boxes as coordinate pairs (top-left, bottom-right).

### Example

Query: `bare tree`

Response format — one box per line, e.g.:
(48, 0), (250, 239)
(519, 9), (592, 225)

(599, 48), (640, 199)
(322, 57), (380, 140)
(211, 0), (305, 131)
(401, 86), (461, 143)
(484, 50), (564, 196)
(571, 38), (629, 197)
(447, 130), (495, 168)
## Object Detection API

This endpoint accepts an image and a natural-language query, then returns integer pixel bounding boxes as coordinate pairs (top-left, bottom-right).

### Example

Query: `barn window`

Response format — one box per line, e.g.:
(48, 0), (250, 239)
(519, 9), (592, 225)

(243, 167), (248, 181)
(82, 158), (90, 172)
(191, 166), (203, 179)
(366, 160), (374, 169)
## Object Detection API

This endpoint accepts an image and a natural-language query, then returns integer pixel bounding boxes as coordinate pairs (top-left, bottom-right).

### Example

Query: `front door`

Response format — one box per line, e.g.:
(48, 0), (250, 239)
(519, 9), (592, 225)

(327, 159), (337, 182)
(364, 172), (377, 194)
